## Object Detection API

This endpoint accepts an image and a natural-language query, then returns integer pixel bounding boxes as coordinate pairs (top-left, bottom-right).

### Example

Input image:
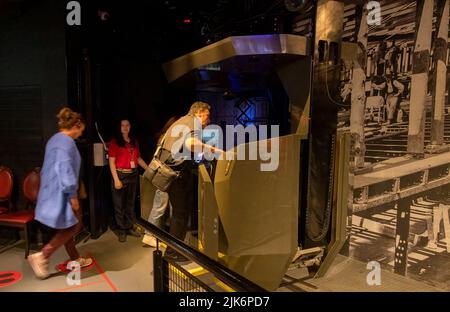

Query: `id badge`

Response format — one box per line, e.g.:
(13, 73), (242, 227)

(130, 161), (136, 169)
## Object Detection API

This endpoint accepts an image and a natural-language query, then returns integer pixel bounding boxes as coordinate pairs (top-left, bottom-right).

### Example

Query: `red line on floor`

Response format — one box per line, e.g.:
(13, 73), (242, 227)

(87, 252), (118, 292)
(51, 280), (106, 292)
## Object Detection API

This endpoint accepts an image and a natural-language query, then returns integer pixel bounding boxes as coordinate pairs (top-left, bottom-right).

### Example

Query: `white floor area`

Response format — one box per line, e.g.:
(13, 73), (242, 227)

(0, 230), (155, 292)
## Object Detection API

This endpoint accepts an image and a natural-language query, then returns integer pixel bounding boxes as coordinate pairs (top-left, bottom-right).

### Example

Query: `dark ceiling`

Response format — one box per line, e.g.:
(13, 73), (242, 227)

(93, 0), (312, 42)
(0, 0), (30, 18)
(80, 0), (314, 62)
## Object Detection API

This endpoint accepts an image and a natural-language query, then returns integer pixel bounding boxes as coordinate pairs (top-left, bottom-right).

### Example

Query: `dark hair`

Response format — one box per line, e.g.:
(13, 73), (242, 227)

(57, 107), (85, 130)
(115, 119), (137, 148)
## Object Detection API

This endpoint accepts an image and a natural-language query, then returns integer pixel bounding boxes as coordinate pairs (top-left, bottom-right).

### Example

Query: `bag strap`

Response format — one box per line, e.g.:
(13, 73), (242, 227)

(153, 129), (189, 173)
(153, 130), (170, 158)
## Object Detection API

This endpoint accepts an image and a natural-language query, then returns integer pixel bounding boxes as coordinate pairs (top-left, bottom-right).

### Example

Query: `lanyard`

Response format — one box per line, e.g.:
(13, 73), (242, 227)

(128, 146), (135, 158)
(127, 143), (136, 169)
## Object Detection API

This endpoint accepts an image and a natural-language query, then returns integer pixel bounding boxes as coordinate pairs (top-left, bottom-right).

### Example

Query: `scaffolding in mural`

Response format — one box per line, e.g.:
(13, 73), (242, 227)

(340, 0), (450, 284)
(292, 0), (450, 287)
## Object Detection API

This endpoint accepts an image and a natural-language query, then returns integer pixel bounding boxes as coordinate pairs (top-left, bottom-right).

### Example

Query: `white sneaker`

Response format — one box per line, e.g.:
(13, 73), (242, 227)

(28, 252), (50, 279)
(142, 234), (157, 248)
(75, 257), (93, 268)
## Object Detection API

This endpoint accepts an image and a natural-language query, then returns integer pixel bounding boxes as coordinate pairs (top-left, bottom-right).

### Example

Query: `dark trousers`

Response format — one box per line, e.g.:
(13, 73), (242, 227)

(42, 208), (82, 260)
(168, 170), (194, 242)
(111, 171), (138, 233)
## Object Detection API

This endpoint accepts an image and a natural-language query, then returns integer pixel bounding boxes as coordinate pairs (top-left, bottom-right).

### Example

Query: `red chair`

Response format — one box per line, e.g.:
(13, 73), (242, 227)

(0, 166), (13, 214)
(23, 168), (40, 209)
(0, 168), (40, 258)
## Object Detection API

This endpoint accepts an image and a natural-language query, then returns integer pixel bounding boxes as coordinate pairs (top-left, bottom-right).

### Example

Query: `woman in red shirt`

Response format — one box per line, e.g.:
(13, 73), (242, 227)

(108, 119), (148, 242)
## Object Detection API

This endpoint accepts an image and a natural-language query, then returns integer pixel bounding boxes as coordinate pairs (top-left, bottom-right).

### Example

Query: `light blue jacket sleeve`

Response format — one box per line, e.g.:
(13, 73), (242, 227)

(55, 148), (78, 198)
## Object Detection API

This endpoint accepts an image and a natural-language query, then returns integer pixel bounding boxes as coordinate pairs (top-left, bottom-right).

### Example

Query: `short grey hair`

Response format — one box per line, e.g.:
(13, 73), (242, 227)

(188, 101), (210, 115)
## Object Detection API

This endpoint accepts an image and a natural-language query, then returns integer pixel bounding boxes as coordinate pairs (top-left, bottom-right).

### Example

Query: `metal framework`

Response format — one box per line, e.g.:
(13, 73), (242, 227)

(353, 152), (450, 212)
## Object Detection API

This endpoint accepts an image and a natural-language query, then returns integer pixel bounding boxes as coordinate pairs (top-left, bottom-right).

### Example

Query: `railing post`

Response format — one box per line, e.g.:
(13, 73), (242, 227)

(153, 249), (164, 292)
(162, 257), (169, 292)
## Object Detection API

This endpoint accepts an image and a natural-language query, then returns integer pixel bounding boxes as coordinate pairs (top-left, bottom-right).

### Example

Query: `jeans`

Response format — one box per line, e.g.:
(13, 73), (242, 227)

(111, 171), (138, 234)
(146, 189), (171, 232)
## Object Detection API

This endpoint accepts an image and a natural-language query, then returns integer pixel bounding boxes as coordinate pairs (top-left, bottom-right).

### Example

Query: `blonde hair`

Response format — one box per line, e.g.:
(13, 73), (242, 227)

(188, 101), (210, 115)
(56, 107), (85, 130)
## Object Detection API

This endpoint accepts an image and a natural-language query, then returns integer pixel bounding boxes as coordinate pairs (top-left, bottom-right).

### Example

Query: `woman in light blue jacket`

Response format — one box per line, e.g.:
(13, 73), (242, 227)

(28, 107), (92, 279)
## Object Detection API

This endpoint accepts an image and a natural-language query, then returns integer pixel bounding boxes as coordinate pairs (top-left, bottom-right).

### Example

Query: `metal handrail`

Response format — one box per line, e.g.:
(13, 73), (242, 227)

(136, 218), (267, 292)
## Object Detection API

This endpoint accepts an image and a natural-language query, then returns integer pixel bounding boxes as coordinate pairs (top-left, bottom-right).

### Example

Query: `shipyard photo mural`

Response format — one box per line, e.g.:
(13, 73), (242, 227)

(295, 0), (450, 289)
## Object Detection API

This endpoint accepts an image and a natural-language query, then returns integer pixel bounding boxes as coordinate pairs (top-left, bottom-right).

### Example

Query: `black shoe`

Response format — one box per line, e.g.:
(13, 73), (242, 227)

(118, 232), (127, 243)
(127, 229), (142, 238)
